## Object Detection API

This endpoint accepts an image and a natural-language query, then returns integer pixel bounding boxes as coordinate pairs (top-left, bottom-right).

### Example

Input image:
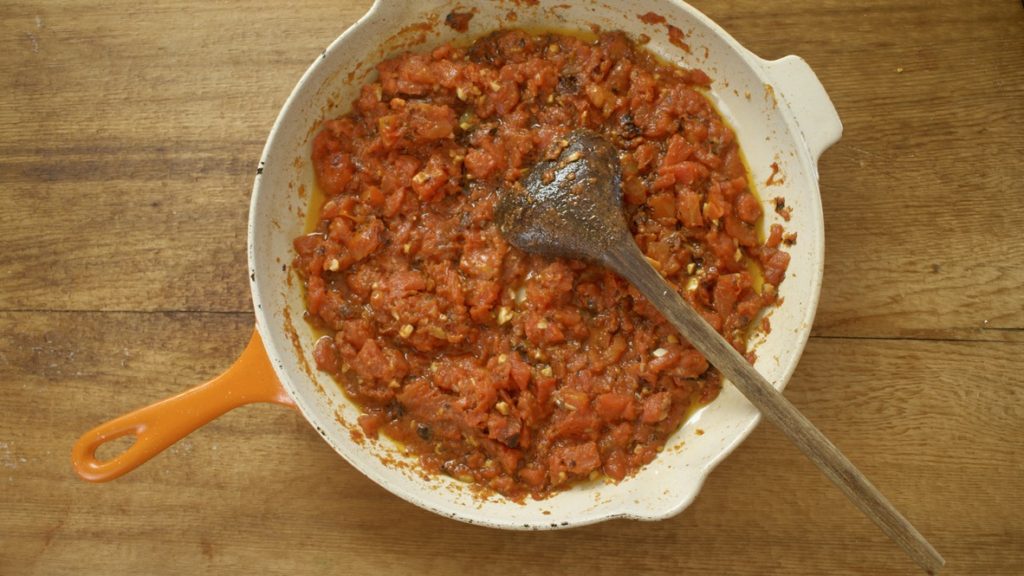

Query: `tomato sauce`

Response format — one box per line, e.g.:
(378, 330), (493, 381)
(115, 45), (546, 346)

(293, 30), (789, 499)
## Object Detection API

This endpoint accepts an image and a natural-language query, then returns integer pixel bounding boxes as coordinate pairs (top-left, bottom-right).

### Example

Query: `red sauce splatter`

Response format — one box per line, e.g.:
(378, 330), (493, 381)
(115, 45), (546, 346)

(766, 161), (785, 186)
(348, 420), (366, 444)
(396, 20), (435, 37)
(444, 10), (474, 33)
(772, 196), (792, 222)
(283, 307), (314, 381)
(638, 12), (667, 25)
(667, 25), (691, 53)
(639, 12), (691, 54)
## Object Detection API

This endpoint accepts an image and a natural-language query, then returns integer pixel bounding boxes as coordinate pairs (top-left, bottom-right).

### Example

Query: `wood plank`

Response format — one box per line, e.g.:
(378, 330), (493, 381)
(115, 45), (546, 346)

(0, 1), (370, 313)
(697, 0), (1024, 339)
(1, 310), (1021, 574)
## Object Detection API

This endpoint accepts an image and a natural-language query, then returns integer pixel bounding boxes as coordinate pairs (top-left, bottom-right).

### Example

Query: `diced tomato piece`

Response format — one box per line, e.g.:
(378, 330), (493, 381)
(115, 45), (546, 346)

(648, 193), (676, 223)
(312, 335), (340, 374)
(640, 392), (671, 424)
(594, 393), (634, 421)
(735, 191), (762, 223)
(677, 189), (703, 228)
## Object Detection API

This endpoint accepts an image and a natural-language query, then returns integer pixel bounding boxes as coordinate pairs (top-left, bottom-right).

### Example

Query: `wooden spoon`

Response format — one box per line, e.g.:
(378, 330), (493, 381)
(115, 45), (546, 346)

(495, 130), (943, 574)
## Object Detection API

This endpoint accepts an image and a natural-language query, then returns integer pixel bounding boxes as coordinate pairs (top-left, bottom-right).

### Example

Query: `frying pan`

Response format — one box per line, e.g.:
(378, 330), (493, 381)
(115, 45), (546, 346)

(73, 0), (841, 528)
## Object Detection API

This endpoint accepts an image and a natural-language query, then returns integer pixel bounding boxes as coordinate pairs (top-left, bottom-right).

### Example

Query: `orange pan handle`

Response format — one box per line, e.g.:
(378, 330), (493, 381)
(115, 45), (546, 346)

(72, 329), (295, 482)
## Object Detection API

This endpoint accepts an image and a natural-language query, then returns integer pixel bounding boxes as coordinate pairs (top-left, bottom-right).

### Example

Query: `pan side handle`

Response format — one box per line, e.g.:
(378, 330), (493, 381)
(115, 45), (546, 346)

(71, 330), (294, 482)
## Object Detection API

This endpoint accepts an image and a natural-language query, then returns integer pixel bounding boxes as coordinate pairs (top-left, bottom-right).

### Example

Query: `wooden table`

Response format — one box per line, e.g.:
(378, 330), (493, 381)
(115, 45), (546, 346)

(2, 1), (1021, 574)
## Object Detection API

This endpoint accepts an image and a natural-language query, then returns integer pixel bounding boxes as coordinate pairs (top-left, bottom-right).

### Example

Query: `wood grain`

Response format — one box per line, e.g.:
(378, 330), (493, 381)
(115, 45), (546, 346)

(0, 0), (371, 313)
(698, 1), (1024, 342)
(1, 0), (1022, 575)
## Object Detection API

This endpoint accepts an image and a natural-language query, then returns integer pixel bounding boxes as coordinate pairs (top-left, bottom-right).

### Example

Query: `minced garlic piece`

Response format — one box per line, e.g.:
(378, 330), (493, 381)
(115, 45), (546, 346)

(514, 286), (527, 305)
(496, 306), (514, 325)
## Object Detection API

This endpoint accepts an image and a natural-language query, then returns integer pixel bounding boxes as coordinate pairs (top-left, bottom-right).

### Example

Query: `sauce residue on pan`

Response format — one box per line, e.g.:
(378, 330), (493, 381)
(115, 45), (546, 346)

(638, 11), (690, 53)
(444, 10), (475, 33)
(638, 12), (667, 25)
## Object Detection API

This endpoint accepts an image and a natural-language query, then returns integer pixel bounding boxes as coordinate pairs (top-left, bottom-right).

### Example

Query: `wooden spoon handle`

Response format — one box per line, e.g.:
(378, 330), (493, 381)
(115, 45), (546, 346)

(605, 241), (944, 575)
